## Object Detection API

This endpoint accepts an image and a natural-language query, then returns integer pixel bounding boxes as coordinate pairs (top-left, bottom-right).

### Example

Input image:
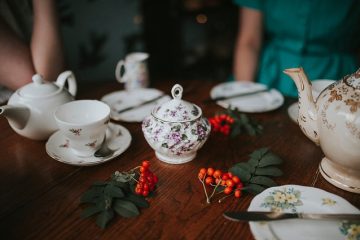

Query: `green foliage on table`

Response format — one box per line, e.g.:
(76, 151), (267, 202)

(227, 107), (263, 137)
(229, 148), (283, 194)
(80, 171), (149, 229)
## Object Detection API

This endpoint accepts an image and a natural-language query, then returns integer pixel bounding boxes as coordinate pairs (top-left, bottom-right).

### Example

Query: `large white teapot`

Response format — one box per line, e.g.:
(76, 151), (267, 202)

(284, 67), (360, 193)
(0, 71), (77, 140)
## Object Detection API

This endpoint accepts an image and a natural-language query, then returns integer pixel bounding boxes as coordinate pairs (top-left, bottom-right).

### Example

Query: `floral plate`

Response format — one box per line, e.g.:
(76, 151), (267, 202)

(46, 123), (131, 166)
(101, 88), (171, 122)
(210, 82), (284, 113)
(248, 185), (360, 240)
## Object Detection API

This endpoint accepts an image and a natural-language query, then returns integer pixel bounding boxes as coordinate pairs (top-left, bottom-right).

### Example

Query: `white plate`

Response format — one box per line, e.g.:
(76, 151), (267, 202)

(288, 102), (298, 123)
(210, 82), (284, 112)
(248, 185), (360, 240)
(46, 123), (131, 166)
(101, 88), (171, 122)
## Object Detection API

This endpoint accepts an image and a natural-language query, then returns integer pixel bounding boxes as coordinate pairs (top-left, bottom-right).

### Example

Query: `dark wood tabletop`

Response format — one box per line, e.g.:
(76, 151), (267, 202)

(0, 79), (359, 240)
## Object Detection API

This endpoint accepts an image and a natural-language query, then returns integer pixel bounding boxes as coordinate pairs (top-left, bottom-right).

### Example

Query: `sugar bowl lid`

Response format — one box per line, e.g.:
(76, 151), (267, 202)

(152, 84), (202, 122)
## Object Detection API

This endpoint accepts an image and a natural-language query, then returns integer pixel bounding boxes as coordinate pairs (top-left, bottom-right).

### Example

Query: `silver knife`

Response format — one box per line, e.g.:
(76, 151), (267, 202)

(223, 211), (360, 222)
(204, 89), (269, 103)
(117, 94), (165, 114)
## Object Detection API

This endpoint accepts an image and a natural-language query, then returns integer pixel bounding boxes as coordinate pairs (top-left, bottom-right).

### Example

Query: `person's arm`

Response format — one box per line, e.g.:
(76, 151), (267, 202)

(0, 0), (64, 90)
(233, 7), (263, 81)
(0, 18), (35, 90)
(31, 0), (65, 82)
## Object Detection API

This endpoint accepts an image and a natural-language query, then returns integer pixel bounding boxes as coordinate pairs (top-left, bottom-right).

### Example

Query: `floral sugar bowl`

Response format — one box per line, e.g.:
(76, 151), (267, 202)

(142, 84), (211, 164)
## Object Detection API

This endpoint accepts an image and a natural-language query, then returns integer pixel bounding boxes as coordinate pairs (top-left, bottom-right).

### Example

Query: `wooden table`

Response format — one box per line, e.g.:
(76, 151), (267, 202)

(0, 79), (359, 240)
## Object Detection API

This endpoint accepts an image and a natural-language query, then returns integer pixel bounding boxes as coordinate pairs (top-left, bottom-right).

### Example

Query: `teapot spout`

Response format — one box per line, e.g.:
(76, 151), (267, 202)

(283, 67), (320, 145)
(0, 105), (30, 130)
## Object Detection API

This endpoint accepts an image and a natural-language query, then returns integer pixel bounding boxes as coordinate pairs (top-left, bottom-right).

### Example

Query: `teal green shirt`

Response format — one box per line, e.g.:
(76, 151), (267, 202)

(234, 0), (360, 97)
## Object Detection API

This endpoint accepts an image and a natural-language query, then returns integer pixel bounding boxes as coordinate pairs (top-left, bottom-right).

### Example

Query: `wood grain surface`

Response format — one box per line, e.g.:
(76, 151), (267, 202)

(0, 79), (358, 240)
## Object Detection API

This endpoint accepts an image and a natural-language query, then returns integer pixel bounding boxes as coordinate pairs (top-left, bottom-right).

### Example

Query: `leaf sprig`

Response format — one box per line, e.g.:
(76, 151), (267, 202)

(229, 148), (283, 194)
(227, 107), (263, 137)
(80, 170), (152, 229)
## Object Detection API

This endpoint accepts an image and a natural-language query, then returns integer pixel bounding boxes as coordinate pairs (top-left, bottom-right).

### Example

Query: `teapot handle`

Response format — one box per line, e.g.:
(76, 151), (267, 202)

(115, 60), (127, 83)
(55, 70), (77, 97)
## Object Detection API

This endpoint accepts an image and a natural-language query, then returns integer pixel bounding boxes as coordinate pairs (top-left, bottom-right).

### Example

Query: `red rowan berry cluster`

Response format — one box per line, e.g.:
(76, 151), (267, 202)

(208, 114), (234, 135)
(198, 167), (243, 203)
(134, 161), (158, 197)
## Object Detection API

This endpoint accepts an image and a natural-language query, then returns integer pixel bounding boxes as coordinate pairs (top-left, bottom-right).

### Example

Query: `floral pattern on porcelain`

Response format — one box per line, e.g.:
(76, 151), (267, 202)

(153, 103), (200, 122)
(340, 221), (360, 240)
(69, 128), (82, 136)
(322, 198), (337, 206)
(260, 187), (303, 213)
(142, 84), (210, 164)
(142, 115), (210, 158)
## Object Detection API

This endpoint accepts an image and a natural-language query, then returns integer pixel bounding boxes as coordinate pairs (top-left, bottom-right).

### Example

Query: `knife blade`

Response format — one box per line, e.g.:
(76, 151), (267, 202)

(204, 88), (269, 103)
(117, 94), (165, 114)
(223, 211), (360, 222)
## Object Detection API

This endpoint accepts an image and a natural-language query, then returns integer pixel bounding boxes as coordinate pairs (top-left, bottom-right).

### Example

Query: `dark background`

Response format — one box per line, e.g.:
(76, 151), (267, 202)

(59, 0), (238, 83)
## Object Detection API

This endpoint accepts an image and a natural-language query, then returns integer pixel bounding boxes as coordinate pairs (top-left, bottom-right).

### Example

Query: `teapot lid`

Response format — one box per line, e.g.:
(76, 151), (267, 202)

(152, 84), (202, 122)
(18, 74), (60, 98)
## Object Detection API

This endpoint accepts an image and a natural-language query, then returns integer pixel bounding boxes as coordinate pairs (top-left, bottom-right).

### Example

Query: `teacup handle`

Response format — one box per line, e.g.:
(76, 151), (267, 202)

(55, 70), (77, 97)
(115, 60), (127, 83)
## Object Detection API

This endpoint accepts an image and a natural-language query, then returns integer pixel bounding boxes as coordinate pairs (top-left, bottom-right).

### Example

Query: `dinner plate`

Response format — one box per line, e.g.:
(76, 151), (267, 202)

(46, 123), (131, 166)
(210, 82), (284, 112)
(248, 185), (360, 240)
(101, 88), (171, 122)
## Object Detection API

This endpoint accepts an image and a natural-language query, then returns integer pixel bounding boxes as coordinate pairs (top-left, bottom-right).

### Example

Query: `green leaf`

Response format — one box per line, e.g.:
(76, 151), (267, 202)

(249, 148), (269, 163)
(92, 181), (109, 186)
(113, 199), (140, 218)
(123, 193), (149, 208)
(230, 124), (241, 138)
(81, 206), (102, 218)
(249, 176), (277, 187)
(234, 162), (255, 173)
(229, 166), (251, 182)
(104, 184), (124, 198)
(258, 152), (283, 167)
(80, 186), (104, 203)
(96, 195), (112, 210)
(245, 184), (267, 194)
(96, 209), (114, 229)
(255, 166), (283, 176)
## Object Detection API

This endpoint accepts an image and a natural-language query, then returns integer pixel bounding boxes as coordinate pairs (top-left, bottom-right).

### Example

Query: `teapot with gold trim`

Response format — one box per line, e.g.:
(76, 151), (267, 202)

(284, 67), (360, 193)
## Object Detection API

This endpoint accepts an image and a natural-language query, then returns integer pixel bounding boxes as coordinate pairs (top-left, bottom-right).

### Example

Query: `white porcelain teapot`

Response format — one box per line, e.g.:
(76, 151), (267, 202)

(0, 71), (77, 140)
(284, 67), (360, 193)
(142, 84), (211, 164)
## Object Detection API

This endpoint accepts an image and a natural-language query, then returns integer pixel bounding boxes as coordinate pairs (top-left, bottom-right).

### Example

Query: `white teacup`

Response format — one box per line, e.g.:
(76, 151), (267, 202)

(54, 100), (110, 157)
(115, 52), (149, 90)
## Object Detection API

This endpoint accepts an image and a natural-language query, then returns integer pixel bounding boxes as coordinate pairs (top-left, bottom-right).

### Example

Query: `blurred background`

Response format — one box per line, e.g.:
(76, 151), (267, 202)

(59, 0), (238, 84)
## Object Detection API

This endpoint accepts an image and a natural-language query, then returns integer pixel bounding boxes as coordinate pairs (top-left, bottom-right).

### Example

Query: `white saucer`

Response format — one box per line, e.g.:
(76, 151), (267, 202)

(288, 102), (298, 123)
(46, 123), (131, 166)
(210, 82), (284, 113)
(248, 185), (360, 240)
(101, 88), (171, 122)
